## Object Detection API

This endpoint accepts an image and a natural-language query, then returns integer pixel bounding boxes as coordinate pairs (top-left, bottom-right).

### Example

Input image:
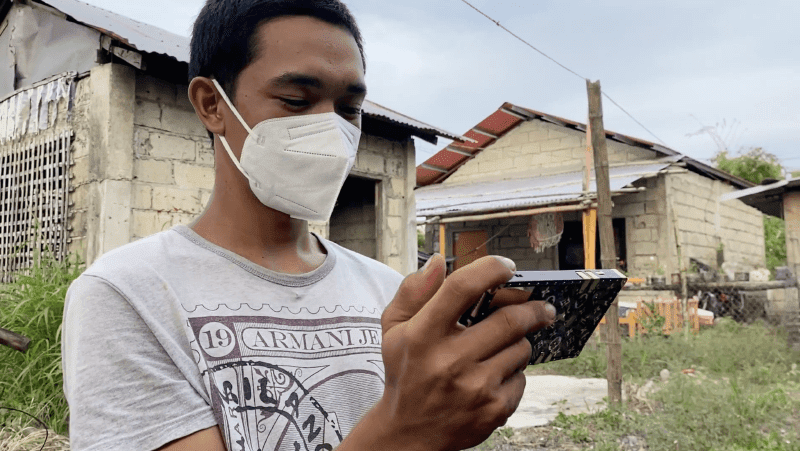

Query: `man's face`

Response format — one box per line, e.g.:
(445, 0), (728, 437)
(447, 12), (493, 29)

(222, 15), (366, 155)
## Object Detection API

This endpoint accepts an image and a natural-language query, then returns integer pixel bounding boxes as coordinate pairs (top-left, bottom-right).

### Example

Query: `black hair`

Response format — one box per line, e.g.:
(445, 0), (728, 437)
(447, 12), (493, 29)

(189, 0), (365, 101)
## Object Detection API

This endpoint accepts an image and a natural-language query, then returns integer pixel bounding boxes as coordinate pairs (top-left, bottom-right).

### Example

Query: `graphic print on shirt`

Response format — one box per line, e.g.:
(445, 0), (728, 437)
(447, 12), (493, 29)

(187, 311), (384, 451)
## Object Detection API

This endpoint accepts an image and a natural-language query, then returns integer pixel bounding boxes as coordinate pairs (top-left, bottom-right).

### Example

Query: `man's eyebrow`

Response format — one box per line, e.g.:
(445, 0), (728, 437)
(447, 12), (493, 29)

(270, 72), (367, 95)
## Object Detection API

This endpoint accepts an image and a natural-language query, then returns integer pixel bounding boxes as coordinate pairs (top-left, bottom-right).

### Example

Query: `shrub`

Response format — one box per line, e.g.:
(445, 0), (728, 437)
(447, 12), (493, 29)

(0, 251), (84, 436)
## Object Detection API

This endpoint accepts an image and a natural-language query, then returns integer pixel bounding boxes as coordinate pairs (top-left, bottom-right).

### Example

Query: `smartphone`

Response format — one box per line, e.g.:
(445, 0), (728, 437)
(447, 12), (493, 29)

(458, 269), (628, 364)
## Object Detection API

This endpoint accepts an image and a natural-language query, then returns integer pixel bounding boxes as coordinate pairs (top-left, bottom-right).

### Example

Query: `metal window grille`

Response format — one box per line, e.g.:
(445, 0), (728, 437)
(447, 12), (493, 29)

(0, 131), (73, 282)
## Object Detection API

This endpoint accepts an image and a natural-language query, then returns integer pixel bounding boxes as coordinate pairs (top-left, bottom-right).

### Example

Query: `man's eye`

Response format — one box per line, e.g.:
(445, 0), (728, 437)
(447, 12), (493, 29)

(281, 98), (308, 108)
(341, 106), (363, 116)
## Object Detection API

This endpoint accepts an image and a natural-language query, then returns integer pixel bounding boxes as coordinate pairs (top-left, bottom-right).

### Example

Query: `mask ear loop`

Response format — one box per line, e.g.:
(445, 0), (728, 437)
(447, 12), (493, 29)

(211, 79), (254, 180)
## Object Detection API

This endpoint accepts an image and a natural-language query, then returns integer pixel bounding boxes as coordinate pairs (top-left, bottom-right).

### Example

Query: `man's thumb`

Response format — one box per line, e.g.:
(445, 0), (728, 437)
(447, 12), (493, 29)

(381, 254), (446, 333)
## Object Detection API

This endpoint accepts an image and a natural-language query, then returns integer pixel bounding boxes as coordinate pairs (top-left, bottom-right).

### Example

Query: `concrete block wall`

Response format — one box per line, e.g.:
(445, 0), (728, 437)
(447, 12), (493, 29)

(69, 63), (137, 263)
(329, 176), (378, 260)
(667, 171), (765, 273)
(443, 120), (658, 186)
(67, 76), (93, 256)
(329, 197), (377, 260)
(431, 218), (558, 270)
(348, 134), (417, 274)
(612, 177), (666, 278)
(131, 74), (211, 239)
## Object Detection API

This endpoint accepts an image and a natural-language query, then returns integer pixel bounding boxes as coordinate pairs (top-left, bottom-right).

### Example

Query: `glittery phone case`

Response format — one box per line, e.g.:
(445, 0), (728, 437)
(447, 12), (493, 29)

(458, 269), (627, 364)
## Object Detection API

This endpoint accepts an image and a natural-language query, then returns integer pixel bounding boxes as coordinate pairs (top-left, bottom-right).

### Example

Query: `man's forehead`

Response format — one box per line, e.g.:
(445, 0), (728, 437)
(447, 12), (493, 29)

(253, 15), (363, 63)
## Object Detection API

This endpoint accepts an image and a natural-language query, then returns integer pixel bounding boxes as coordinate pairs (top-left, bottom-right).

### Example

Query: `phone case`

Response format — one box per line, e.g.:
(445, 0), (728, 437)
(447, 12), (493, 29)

(458, 269), (627, 364)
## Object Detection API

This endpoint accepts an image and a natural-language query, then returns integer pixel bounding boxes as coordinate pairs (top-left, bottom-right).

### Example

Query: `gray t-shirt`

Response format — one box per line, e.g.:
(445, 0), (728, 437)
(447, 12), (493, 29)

(62, 225), (403, 451)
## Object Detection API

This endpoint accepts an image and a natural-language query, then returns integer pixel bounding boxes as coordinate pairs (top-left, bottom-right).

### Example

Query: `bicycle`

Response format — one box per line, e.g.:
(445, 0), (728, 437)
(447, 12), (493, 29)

(697, 288), (745, 322)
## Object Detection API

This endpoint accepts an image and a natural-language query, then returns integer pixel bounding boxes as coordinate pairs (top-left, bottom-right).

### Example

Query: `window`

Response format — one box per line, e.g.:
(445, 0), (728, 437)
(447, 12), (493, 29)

(0, 132), (73, 281)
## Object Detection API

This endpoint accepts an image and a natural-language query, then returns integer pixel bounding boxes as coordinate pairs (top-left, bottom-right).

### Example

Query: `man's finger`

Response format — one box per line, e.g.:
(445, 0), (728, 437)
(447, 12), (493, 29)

(480, 337), (531, 384)
(381, 254), (446, 333)
(417, 255), (515, 335)
(489, 288), (533, 309)
(462, 301), (555, 362)
(486, 370), (527, 429)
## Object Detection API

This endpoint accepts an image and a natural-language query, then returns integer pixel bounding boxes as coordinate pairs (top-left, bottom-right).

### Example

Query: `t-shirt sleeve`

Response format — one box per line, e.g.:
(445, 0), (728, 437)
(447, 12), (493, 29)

(62, 274), (219, 451)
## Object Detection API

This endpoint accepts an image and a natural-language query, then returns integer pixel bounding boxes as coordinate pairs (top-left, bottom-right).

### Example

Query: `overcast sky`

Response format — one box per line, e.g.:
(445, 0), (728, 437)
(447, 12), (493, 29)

(79, 0), (800, 171)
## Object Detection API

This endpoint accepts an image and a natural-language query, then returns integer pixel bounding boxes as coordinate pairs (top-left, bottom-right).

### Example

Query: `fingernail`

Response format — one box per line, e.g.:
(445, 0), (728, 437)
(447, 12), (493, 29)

(421, 254), (437, 272)
(545, 302), (557, 321)
(493, 256), (516, 273)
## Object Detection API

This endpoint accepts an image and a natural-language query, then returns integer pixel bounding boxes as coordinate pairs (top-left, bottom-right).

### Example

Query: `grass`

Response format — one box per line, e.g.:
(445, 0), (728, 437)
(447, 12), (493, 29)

(531, 319), (800, 451)
(0, 251), (84, 438)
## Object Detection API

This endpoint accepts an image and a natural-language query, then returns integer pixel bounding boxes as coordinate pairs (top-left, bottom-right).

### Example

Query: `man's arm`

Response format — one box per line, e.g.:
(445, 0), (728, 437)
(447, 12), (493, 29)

(156, 426), (226, 451)
(62, 275), (219, 451)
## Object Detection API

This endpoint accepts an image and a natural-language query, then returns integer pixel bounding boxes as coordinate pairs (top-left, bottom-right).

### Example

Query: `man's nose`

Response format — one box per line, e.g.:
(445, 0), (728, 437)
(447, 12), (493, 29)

(309, 101), (336, 115)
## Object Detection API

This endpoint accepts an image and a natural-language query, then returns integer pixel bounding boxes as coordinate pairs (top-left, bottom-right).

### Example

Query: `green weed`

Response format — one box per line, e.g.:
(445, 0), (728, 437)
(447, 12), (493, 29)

(545, 320), (800, 451)
(0, 251), (84, 436)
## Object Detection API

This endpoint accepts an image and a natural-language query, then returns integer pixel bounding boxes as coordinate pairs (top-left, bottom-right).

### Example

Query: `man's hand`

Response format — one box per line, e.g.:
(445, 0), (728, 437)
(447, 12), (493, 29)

(342, 254), (556, 451)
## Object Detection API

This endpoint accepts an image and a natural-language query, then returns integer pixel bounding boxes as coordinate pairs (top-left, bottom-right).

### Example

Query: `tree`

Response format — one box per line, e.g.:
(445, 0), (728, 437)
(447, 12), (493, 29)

(714, 147), (782, 185)
(713, 148), (787, 275)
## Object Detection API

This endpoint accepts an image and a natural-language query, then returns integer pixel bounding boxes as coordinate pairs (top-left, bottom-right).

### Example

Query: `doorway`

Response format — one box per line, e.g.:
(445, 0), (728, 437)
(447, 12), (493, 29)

(329, 176), (378, 259)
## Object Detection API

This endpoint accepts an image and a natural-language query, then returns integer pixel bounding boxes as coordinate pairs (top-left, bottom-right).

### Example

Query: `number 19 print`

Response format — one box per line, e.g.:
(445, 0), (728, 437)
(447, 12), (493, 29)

(187, 313), (385, 451)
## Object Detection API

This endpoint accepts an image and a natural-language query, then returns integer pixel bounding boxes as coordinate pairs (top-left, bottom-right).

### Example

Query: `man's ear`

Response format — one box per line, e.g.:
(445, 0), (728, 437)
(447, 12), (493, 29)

(188, 77), (225, 136)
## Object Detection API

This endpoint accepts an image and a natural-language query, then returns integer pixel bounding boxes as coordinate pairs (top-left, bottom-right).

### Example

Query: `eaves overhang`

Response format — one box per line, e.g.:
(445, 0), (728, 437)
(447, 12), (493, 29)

(720, 177), (800, 218)
(416, 102), (754, 190)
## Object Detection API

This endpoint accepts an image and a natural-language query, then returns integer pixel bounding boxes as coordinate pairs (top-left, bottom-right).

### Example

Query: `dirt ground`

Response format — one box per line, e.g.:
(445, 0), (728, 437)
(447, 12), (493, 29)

(466, 425), (586, 450)
(466, 424), (649, 451)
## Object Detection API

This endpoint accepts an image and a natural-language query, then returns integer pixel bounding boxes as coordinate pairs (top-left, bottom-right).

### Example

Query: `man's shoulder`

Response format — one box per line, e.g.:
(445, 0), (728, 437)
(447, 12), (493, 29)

(322, 237), (404, 284)
(81, 228), (187, 282)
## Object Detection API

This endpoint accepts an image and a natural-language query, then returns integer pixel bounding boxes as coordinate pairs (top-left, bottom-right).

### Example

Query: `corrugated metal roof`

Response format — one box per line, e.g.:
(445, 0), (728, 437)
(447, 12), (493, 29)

(31, 0), (462, 143)
(361, 101), (465, 142)
(720, 177), (800, 218)
(416, 162), (671, 218)
(416, 102), (752, 190)
(39, 0), (189, 61)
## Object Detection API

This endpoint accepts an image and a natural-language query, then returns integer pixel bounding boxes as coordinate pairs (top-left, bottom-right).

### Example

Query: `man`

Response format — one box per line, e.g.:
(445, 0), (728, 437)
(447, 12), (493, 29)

(61, 1), (555, 450)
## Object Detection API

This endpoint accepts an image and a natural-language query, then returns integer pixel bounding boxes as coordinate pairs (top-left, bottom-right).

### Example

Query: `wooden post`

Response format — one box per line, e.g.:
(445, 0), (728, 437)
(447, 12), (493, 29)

(583, 120), (597, 270)
(583, 209), (597, 270)
(587, 80), (621, 405)
(0, 327), (30, 353)
(439, 223), (447, 259)
(669, 198), (690, 338)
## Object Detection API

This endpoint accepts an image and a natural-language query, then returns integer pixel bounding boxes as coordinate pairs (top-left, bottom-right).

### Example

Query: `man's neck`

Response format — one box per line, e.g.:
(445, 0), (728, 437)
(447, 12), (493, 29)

(190, 176), (327, 275)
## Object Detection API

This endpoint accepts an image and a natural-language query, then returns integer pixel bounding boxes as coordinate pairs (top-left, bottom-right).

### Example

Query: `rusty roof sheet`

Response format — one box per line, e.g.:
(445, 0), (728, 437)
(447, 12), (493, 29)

(416, 162), (671, 218)
(416, 102), (752, 190)
(32, 0), (462, 143)
(39, 0), (189, 61)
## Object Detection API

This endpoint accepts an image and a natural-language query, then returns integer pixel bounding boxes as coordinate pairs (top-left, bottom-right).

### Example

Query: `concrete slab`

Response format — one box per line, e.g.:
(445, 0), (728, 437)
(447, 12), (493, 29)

(506, 375), (608, 428)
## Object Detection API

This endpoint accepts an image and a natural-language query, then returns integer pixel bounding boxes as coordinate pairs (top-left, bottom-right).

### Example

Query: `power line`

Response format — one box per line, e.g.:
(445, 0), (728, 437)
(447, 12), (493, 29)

(459, 0), (670, 148)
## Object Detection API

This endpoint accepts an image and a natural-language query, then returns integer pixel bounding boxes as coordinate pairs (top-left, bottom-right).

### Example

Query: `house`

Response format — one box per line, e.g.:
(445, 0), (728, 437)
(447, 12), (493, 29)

(723, 176), (800, 281)
(416, 103), (766, 281)
(0, 0), (462, 280)
(723, 177), (800, 338)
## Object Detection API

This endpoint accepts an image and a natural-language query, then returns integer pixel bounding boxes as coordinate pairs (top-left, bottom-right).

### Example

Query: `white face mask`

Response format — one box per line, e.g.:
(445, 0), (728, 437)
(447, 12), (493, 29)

(212, 79), (361, 222)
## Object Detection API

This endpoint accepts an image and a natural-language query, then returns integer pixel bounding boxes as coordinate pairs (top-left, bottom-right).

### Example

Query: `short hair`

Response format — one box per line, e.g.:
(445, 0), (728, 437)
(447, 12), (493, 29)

(189, 0), (365, 101)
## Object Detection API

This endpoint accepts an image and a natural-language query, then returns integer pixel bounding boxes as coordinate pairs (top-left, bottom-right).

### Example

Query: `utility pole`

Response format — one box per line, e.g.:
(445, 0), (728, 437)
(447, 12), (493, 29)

(587, 80), (622, 405)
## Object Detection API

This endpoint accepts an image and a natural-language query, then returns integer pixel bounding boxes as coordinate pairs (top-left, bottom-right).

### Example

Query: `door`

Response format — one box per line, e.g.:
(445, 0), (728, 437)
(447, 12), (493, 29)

(453, 230), (489, 271)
